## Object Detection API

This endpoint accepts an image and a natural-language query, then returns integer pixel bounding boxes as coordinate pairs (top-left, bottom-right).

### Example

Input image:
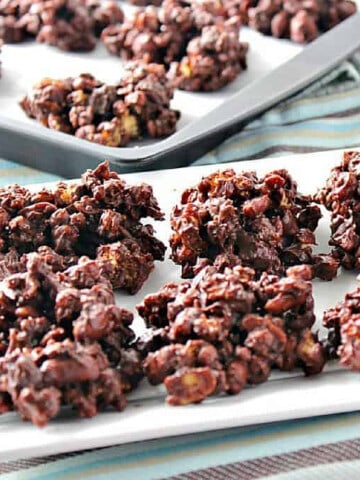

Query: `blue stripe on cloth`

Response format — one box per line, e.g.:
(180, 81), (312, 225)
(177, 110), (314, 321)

(0, 159), (62, 186)
(4, 412), (360, 480)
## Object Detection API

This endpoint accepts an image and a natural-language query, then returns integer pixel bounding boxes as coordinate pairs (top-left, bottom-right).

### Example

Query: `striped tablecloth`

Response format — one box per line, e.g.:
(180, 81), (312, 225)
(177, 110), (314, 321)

(1, 52), (360, 479)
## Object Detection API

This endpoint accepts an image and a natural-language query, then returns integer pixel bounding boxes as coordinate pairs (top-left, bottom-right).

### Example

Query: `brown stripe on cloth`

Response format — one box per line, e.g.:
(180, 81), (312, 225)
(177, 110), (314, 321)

(162, 438), (360, 480)
(0, 452), (83, 475)
(326, 106), (360, 118)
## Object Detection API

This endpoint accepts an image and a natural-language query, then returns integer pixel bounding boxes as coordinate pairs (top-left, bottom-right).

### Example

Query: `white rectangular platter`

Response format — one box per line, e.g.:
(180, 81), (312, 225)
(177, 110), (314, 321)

(0, 3), (302, 145)
(1, 148), (360, 461)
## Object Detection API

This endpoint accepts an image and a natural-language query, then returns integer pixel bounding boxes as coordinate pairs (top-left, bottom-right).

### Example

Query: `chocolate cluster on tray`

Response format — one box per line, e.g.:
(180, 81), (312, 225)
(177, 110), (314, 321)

(315, 151), (360, 271)
(0, 253), (143, 426)
(122, 0), (356, 44)
(323, 280), (360, 371)
(101, 0), (248, 91)
(170, 167), (338, 280)
(0, 0), (124, 51)
(137, 261), (325, 405)
(0, 161), (165, 294)
(243, 0), (356, 43)
(20, 62), (180, 146)
(317, 151), (360, 368)
(128, 0), (162, 5)
(167, 21), (248, 92)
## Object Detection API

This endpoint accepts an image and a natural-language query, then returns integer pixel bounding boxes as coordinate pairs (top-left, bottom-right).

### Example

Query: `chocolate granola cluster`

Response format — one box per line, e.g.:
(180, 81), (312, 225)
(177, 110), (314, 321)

(0, 161), (165, 294)
(168, 21), (248, 91)
(316, 151), (360, 271)
(170, 168), (338, 280)
(0, 253), (142, 426)
(116, 0), (356, 45)
(242, 0), (356, 43)
(128, 0), (162, 5)
(137, 261), (325, 405)
(20, 62), (179, 146)
(101, 0), (248, 91)
(123, 0), (246, 21)
(0, 0), (123, 51)
(323, 281), (360, 370)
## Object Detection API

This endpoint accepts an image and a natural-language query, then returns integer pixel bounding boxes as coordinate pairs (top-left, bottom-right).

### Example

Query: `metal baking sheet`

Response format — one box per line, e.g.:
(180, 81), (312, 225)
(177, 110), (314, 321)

(0, 2), (302, 175)
(0, 27), (301, 132)
(1, 7), (360, 177)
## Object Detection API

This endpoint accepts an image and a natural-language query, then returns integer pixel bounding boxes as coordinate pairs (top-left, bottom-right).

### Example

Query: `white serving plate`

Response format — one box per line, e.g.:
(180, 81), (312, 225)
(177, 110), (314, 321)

(0, 148), (360, 461)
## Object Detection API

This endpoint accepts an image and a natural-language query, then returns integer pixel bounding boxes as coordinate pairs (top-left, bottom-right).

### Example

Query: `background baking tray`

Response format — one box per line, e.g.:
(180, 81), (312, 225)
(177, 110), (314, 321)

(1, 7), (359, 177)
(0, 2), (302, 177)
